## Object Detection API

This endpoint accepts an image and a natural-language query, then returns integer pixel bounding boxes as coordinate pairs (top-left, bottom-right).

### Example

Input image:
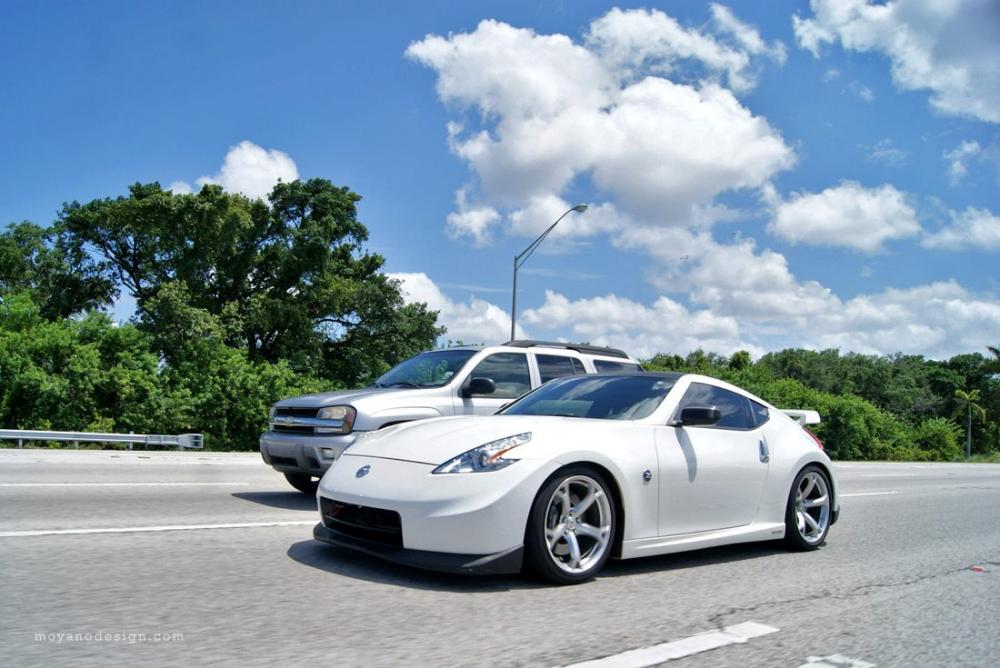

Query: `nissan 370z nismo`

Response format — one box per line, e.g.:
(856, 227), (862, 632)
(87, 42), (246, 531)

(313, 373), (838, 584)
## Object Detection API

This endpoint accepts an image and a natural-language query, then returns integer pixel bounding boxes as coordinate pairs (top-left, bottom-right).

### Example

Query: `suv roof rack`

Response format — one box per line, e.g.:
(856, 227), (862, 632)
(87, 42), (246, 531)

(502, 340), (631, 360)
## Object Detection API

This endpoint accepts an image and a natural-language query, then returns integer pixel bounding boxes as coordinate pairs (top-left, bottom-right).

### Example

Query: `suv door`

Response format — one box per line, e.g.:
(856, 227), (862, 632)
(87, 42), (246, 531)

(654, 381), (769, 536)
(456, 352), (532, 416)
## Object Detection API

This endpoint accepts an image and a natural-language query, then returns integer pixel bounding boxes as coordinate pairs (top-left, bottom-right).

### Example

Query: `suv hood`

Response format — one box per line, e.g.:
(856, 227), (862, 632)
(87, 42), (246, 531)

(275, 386), (431, 408)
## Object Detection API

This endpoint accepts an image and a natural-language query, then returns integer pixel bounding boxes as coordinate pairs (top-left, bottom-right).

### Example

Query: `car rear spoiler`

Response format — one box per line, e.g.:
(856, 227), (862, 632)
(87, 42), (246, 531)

(780, 409), (821, 425)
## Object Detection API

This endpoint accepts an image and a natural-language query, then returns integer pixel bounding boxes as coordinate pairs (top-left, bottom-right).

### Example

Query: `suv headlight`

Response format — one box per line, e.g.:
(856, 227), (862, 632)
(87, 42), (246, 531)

(316, 405), (357, 434)
(432, 433), (531, 474)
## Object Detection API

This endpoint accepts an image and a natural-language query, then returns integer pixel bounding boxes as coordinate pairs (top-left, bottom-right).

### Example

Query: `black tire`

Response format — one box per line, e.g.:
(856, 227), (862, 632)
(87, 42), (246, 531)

(284, 472), (318, 495)
(784, 465), (832, 551)
(523, 465), (617, 585)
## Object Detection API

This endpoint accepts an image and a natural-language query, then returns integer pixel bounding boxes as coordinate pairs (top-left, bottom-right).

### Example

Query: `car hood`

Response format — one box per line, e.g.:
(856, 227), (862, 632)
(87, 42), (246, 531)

(342, 415), (616, 465)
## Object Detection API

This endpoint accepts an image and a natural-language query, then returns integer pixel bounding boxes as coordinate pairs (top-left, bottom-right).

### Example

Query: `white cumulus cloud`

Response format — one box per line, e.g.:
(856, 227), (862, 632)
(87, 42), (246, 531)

(389, 272), (525, 345)
(407, 7), (793, 238)
(922, 207), (1000, 251)
(767, 181), (920, 252)
(793, 0), (1000, 123)
(171, 141), (299, 200)
(943, 140), (982, 185)
(520, 290), (756, 359)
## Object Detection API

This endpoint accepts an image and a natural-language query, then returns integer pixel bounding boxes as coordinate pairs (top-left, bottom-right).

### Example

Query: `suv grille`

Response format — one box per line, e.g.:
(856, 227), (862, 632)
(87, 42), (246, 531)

(320, 497), (402, 547)
(272, 407), (319, 434)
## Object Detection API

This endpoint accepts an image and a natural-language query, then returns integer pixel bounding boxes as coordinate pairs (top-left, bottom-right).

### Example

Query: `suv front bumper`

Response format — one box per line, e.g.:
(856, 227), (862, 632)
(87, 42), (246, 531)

(259, 431), (360, 477)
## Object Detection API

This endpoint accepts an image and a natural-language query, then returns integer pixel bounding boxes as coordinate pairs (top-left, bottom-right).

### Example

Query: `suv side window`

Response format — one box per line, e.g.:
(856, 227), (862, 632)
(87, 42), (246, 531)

(676, 382), (753, 430)
(594, 360), (641, 373)
(571, 358), (586, 375)
(467, 353), (531, 398)
(536, 354), (583, 384)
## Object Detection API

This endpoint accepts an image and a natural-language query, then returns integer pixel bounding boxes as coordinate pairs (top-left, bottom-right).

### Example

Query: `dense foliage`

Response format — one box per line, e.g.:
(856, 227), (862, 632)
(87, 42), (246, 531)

(2, 180), (998, 458)
(645, 348), (1000, 461)
(1, 180), (441, 450)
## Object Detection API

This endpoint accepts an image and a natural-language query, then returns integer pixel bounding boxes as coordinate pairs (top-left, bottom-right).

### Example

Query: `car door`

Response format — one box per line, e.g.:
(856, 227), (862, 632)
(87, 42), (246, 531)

(655, 381), (769, 536)
(455, 352), (533, 416)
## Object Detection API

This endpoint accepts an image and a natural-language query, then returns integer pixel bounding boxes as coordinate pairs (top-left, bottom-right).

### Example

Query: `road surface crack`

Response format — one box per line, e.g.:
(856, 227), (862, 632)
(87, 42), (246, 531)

(706, 558), (999, 629)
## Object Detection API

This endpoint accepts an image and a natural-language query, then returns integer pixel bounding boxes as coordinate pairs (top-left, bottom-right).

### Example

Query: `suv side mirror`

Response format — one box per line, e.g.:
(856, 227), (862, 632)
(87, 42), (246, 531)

(462, 377), (496, 398)
(674, 406), (721, 427)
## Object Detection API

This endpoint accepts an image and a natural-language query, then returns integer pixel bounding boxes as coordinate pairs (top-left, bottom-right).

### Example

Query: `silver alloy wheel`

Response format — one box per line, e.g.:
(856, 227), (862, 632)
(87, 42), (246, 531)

(543, 474), (613, 574)
(794, 470), (831, 545)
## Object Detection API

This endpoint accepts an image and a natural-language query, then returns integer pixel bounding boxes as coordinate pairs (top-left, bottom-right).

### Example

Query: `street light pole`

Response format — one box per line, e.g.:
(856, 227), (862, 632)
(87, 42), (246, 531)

(509, 204), (588, 341)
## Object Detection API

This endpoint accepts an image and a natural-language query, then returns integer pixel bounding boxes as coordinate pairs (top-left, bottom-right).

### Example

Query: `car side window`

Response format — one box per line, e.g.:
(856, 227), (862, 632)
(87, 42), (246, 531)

(467, 353), (531, 398)
(593, 360), (641, 373)
(570, 358), (586, 375)
(750, 400), (769, 427)
(676, 382), (753, 430)
(536, 354), (581, 384)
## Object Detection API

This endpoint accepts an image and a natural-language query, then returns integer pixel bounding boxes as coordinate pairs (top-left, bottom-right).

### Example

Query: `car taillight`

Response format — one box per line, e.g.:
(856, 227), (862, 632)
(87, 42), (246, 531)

(804, 428), (824, 451)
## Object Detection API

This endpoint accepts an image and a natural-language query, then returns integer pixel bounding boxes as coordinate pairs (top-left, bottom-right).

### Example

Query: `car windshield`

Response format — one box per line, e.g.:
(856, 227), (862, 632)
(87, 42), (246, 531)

(373, 349), (478, 388)
(501, 375), (676, 420)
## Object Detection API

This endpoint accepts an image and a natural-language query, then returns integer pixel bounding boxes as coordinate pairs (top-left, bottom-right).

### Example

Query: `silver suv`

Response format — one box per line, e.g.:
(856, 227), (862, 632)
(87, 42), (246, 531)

(260, 340), (641, 493)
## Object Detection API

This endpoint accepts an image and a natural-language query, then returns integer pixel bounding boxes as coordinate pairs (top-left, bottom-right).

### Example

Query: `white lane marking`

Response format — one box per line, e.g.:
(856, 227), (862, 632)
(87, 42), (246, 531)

(0, 482), (250, 487)
(0, 520), (315, 538)
(561, 621), (779, 668)
(840, 491), (899, 497)
(859, 473), (917, 478)
(800, 654), (876, 667)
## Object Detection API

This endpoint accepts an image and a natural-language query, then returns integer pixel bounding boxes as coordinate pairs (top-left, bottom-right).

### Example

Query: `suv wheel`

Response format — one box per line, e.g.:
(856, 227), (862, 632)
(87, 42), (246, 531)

(284, 472), (318, 495)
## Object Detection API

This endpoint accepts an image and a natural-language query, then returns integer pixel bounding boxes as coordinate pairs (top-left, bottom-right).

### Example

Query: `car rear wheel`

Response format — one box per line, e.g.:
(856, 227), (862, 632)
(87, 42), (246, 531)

(784, 465), (832, 550)
(524, 466), (616, 585)
(284, 472), (318, 495)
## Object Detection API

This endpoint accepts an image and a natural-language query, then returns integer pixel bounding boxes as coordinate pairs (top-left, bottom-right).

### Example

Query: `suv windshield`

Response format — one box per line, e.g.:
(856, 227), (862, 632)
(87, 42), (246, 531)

(374, 349), (478, 388)
(501, 374), (676, 420)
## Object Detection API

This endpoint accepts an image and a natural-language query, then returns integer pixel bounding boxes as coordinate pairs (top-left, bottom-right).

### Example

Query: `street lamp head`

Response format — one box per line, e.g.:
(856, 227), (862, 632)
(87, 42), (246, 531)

(571, 204), (588, 213)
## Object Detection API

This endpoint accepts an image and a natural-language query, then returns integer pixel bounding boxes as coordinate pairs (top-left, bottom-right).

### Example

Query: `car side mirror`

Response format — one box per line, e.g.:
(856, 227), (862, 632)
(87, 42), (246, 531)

(674, 406), (721, 427)
(462, 377), (496, 398)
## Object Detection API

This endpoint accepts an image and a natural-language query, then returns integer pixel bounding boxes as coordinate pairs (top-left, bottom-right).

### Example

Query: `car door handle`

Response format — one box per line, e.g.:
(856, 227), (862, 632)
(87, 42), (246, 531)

(759, 437), (769, 463)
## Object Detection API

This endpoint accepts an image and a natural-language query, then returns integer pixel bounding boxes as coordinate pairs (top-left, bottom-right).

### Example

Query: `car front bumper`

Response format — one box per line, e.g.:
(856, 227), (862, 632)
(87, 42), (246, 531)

(259, 431), (361, 477)
(316, 453), (559, 558)
(313, 522), (524, 575)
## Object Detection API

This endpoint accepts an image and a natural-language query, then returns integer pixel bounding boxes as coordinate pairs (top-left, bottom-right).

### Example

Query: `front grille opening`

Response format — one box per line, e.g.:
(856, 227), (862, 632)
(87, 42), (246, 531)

(320, 497), (402, 547)
(274, 407), (319, 418)
(273, 425), (315, 435)
(270, 455), (298, 467)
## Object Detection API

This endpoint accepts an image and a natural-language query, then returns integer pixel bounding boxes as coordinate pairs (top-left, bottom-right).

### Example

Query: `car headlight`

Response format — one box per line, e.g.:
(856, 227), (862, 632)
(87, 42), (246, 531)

(316, 405), (357, 434)
(269, 406), (277, 419)
(432, 433), (531, 474)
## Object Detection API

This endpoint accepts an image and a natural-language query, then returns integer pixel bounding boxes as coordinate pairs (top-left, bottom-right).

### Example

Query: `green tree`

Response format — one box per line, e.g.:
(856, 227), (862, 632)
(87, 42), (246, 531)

(987, 346), (1000, 373)
(56, 180), (442, 385)
(953, 389), (986, 457)
(0, 221), (114, 318)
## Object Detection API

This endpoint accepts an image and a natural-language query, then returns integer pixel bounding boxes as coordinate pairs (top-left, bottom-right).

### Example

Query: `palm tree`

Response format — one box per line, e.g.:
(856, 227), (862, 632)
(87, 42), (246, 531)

(953, 389), (987, 458)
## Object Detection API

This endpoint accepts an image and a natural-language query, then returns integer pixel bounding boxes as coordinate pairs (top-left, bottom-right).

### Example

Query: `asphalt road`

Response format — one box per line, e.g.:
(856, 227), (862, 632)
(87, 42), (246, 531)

(1, 449), (998, 668)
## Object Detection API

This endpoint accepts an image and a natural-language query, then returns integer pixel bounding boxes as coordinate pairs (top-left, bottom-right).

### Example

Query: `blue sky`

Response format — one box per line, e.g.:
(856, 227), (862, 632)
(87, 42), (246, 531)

(2, 0), (998, 359)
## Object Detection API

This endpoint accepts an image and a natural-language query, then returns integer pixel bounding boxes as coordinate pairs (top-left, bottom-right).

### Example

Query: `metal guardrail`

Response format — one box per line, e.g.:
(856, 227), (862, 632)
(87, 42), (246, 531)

(0, 429), (204, 450)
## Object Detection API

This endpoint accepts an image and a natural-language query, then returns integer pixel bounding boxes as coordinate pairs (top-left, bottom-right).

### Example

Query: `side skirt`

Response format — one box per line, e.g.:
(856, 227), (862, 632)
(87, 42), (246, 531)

(620, 522), (786, 560)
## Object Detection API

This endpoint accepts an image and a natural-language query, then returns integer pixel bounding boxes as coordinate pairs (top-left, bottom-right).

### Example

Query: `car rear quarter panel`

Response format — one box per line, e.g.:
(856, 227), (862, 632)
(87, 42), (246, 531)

(758, 414), (838, 523)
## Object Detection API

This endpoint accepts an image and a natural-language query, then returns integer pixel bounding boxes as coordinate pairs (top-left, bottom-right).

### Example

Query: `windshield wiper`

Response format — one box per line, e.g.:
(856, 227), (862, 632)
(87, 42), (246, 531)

(384, 381), (422, 388)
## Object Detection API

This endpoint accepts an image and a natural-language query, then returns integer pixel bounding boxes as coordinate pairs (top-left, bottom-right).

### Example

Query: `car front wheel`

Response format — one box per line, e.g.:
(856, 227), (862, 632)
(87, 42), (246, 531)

(524, 466), (616, 585)
(784, 465), (832, 550)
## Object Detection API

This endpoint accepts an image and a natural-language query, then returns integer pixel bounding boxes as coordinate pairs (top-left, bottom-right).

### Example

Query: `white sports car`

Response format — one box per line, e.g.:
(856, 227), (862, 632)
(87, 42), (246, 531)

(313, 372), (839, 584)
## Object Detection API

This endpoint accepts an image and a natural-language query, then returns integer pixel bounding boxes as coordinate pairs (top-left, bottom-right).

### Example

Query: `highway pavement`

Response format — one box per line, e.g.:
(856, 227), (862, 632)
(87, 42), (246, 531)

(1, 449), (998, 667)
